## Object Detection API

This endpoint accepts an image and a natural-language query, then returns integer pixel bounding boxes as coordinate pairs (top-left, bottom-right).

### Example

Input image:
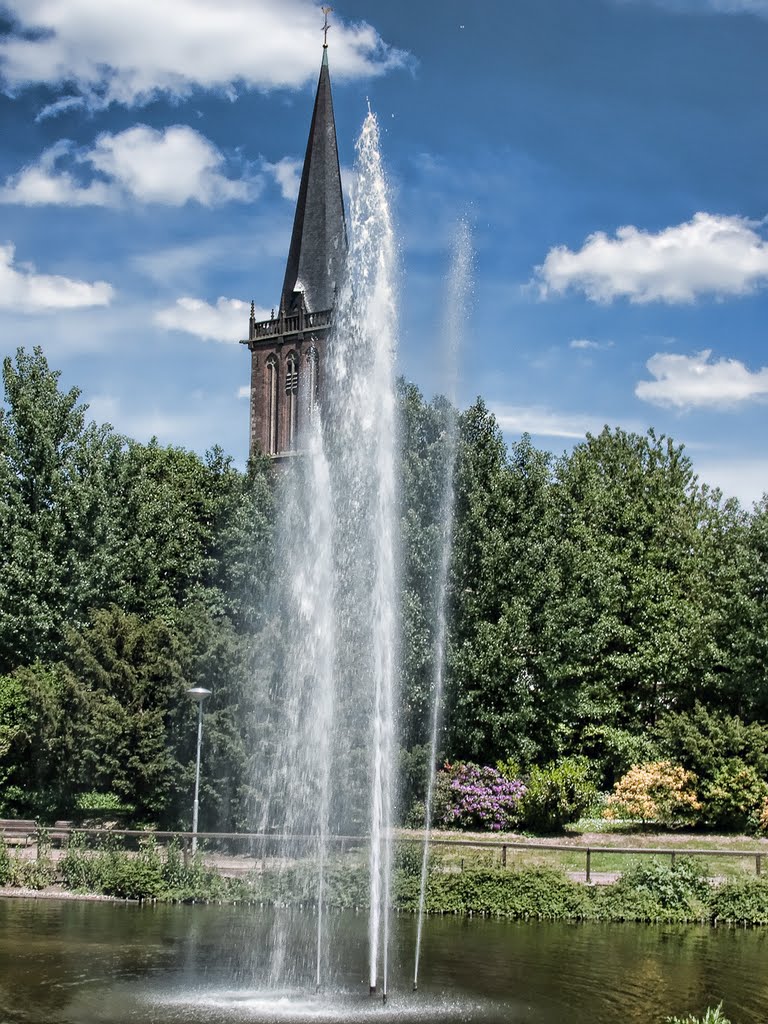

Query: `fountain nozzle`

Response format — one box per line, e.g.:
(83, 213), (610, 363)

(369, 984), (377, 995)
(382, 992), (387, 1005)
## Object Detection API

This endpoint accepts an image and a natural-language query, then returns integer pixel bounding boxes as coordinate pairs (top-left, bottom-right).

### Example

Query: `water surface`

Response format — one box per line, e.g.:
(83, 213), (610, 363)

(1, 898), (765, 1023)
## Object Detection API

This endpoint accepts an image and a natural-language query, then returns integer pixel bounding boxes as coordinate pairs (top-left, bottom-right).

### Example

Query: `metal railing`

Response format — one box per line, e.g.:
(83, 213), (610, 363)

(245, 307), (333, 343)
(7, 825), (766, 882)
(402, 836), (766, 882)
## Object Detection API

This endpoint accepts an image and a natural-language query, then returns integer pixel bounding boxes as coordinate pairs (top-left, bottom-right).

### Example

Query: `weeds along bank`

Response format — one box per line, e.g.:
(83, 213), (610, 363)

(4, 835), (768, 927)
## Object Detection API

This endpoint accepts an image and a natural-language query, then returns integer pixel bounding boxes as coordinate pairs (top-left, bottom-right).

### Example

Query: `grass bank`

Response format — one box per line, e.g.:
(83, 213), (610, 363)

(4, 834), (768, 926)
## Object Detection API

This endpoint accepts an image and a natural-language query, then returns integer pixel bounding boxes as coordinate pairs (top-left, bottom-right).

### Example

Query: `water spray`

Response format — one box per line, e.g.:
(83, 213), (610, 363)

(412, 219), (473, 993)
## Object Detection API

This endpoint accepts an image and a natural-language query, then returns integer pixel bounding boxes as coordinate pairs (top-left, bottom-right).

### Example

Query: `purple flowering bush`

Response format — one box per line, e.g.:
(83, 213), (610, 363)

(434, 761), (526, 832)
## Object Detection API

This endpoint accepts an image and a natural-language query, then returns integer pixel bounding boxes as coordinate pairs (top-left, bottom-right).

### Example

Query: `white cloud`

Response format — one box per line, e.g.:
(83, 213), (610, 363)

(0, 243), (113, 312)
(237, 385), (251, 399)
(636, 350), (768, 408)
(491, 404), (606, 439)
(0, 0), (409, 108)
(570, 338), (609, 350)
(35, 96), (86, 121)
(265, 157), (302, 201)
(155, 296), (271, 343)
(0, 126), (256, 207)
(536, 213), (768, 304)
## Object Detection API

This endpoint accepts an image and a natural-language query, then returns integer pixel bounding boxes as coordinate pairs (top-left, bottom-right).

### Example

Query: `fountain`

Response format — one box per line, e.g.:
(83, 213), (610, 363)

(256, 107), (400, 1001)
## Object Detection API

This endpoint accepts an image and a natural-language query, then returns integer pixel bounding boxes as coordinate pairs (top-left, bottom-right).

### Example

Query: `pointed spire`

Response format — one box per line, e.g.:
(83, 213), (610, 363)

(280, 42), (347, 316)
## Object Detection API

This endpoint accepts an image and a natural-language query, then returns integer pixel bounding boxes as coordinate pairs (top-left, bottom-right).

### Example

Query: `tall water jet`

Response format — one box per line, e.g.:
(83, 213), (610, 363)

(324, 109), (400, 997)
(256, 107), (400, 998)
(413, 221), (473, 992)
(259, 397), (336, 992)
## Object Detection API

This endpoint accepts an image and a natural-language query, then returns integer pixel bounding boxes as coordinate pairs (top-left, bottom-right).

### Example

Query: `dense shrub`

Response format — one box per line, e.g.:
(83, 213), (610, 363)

(590, 858), (710, 924)
(752, 796), (768, 837)
(658, 706), (768, 783)
(0, 838), (14, 886)
(703, 760), (768, 832)
(513, 756), (597, 833)
(434, 762), (525, 831)
(60, 834), (252, 902)
(709, 877), (768, 925)
(579, 724), (661, 789)
(408, 866), (591, 919)
(605, 761), (700, 826)
(0, 837), (55, 889)
(616, 858), (710, 908)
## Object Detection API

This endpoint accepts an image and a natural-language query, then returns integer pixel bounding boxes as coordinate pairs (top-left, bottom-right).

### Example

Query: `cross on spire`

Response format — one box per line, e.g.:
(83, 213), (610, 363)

(322, 6), (333, 47)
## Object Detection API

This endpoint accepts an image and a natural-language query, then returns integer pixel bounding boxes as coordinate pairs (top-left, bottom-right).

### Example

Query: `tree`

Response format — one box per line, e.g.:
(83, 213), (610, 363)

(537, 428), (731, 747)
(0, 347), (124, 672)
(397, 381), (456, 750)
(446, 401), (553, 765)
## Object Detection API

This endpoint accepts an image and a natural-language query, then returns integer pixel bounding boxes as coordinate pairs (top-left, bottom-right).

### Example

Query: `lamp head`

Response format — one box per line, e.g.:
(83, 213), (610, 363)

(186, 687), (212, 703)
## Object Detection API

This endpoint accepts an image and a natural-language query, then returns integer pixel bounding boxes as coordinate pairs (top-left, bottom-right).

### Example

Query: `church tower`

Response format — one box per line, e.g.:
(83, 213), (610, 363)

(242, 39), (347, 459)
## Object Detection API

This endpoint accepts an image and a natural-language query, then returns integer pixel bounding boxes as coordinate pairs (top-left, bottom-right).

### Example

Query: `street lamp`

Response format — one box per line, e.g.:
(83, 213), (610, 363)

(186, 686), (211, 854)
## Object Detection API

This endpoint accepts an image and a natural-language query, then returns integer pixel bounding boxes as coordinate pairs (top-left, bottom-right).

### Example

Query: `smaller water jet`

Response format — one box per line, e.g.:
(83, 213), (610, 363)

(413, 219), (473, 993)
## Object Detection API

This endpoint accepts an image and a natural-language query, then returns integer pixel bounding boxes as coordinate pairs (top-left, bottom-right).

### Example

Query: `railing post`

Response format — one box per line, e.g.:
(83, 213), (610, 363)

(586, 848), (591, 884)
(757, 854), (762, 877)
(671, 852), (676, 868)
(502, 845), (507, 868)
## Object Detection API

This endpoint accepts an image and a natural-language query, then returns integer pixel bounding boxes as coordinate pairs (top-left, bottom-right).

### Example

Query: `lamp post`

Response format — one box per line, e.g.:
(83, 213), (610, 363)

(186, 687), (211, 854)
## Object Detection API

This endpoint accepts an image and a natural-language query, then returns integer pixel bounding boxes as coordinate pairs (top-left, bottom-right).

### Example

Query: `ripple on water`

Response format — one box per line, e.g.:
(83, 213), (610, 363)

(151, 987), (508, 1023)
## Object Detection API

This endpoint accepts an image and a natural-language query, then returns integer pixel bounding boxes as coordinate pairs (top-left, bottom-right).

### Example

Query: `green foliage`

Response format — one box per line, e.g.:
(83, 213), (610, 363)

(709, 878), (768, 925)
(3, 353), (768, 833)
(656, 707), (768, 831)
(60, 834), (252, 902)
(393, 841), (429, 878)
(75, 791), (134, 814)
(703, 760), (768, 831)
(447, 406), (552, 766)
(616, 858), (710, 909)
(0, 837), (15, 886)
(398, 743), (431, 823)
(579, 724), (661, 789)
(419, 867), (592, 919)
(665, 1006), (731, 1024)
(658, 705), (768, 784)
(0, 837), (55, 889)
(0, 347), (125, 672)
(512, 756), (597, 833)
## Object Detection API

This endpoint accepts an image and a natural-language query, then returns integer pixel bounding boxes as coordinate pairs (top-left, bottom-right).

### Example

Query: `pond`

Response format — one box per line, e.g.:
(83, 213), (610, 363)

(1, 898), (766, 1023)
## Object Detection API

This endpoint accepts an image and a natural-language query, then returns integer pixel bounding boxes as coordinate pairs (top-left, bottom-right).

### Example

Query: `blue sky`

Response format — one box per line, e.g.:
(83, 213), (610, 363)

(1, 0), (768, 504)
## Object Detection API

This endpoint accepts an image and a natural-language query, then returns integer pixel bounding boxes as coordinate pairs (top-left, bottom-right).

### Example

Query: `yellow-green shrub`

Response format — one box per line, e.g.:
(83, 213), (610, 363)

(605, 760), (700, 826)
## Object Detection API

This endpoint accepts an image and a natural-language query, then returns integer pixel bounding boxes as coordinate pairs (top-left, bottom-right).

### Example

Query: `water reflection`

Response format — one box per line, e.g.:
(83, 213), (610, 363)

(1, 899), (767, 1023)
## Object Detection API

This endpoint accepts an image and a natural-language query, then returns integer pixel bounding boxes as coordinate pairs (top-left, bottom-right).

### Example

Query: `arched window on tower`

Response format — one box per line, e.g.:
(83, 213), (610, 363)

(285, 352), (299, 449)
(266, 355), (278, 455)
